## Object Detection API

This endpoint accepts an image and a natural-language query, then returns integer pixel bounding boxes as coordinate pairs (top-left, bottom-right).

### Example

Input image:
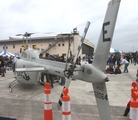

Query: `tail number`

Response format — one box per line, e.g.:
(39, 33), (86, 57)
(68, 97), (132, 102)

(94, 91), (108, 101)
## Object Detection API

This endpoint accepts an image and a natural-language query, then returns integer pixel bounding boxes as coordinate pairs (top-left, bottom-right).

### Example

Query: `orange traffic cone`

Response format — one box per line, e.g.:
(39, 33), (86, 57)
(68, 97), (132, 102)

(44, 82), (53, 120)
(129, 82), (138, 120)
(62, 88), (71, 120)
(131, 82), (137, 97)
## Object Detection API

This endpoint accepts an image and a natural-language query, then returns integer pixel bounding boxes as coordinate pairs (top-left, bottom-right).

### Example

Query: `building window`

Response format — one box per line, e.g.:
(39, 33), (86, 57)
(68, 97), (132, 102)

(13, 44), (15, 48)
(58, 43), (60, 46)
(62, 53), (66, 56)
(62, 43), (64, 46)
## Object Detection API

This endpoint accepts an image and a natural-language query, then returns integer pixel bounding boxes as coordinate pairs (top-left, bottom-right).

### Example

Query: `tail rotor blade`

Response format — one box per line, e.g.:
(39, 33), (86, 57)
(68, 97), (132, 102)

(92, 83), (111, 120)
(73, 21), (90, 66)
(57, 77), (71, 110)
(57, 22), (90, 109)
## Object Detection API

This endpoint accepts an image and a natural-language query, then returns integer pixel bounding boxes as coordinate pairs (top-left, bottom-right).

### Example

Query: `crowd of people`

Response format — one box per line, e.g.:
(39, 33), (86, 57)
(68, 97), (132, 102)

(39, 53), (65, 88)
(106, 52), (138, 117)
(0, 55), (14, 77)
(1, 52), (138, 91)
(39, 53), (83, 88)
(106, 52), (138, 74)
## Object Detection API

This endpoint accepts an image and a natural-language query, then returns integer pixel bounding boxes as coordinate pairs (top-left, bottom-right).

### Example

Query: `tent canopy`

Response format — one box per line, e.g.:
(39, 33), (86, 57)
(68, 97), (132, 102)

(0, 50), (15, 57)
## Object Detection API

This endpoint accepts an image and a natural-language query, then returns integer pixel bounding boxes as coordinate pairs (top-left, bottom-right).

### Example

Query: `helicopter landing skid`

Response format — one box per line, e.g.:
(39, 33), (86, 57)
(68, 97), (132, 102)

(7, 80), (19, 93)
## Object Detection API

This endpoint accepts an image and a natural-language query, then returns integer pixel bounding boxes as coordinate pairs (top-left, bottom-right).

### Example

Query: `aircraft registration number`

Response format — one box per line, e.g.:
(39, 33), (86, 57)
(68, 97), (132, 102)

(94, 91), (108, 101)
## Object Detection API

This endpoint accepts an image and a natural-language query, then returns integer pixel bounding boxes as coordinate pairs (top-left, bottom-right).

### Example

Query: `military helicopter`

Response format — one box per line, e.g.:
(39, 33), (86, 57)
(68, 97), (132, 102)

(8, 0), (121, 119)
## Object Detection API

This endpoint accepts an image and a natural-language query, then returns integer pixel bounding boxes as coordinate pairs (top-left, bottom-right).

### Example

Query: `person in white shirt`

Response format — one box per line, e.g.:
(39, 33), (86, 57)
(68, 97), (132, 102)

(117, 55), (129, 73)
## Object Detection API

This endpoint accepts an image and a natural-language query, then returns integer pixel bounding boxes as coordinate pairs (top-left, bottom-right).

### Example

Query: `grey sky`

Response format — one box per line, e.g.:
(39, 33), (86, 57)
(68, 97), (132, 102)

(0, 0), (137, 52)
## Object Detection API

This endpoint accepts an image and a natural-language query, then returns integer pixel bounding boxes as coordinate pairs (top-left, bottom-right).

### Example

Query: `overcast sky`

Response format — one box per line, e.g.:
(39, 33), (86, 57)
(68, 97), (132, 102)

(0, 0), (137, 52)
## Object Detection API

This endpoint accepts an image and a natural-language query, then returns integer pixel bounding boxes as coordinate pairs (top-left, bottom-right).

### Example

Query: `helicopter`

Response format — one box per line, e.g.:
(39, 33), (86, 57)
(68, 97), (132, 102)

(8, 0), (121, 119)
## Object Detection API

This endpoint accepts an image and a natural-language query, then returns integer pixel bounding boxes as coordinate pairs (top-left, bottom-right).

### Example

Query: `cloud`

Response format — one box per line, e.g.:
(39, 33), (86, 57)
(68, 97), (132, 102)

(0, 0), (138, 52)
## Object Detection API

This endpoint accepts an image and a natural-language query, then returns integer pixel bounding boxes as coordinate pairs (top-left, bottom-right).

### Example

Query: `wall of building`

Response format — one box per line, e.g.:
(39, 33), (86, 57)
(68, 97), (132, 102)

(0, 34), (95, 58)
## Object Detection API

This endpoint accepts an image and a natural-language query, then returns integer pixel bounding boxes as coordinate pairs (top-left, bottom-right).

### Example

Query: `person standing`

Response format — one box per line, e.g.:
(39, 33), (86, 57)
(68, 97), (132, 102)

(88, 55), (92, 64)
(43, 53), (55, 88)
(0, 56), (5, 77)
(116, 55), (129, 73)
(108, 55), (113, 67)
(108, 55), (114, 73)
(59, 55), (66, 86)
(112, 55), (117, 68)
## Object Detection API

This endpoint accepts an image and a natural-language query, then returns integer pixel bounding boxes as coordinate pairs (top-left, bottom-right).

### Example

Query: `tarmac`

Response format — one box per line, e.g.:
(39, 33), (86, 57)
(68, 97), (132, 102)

(0, 63), (137, 120)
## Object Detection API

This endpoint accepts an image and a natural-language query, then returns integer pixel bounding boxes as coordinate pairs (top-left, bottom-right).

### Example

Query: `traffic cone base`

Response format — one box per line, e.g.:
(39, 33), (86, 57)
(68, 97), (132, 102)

(62, 115), (71, 120)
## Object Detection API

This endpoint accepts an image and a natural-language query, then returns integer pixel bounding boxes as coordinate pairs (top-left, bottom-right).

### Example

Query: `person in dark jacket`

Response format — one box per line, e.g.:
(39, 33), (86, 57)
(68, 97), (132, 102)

(0, 56), (5, 77)
(122, 100), (130, 116)
(40, 53), (55, 88)
(59, 55), (66, 86)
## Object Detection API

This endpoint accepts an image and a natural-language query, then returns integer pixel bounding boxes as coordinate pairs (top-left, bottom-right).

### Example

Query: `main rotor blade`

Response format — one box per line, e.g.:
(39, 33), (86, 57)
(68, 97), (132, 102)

(43, 32), (56, 34)
(16, 32), (37, 37)
(23, 32), (36, 37)
(92, 83), (112, 120)
(16, 34), (23, 36)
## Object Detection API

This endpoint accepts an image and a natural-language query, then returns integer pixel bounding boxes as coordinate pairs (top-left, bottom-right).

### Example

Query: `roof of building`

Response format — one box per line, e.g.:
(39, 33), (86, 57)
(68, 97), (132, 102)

(0, 33), (95, 48)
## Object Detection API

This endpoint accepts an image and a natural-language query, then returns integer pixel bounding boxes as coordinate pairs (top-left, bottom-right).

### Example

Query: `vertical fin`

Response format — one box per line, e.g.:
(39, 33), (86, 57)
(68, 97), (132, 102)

(93, 0), (121, 72)
(92, 0), (121, 120)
